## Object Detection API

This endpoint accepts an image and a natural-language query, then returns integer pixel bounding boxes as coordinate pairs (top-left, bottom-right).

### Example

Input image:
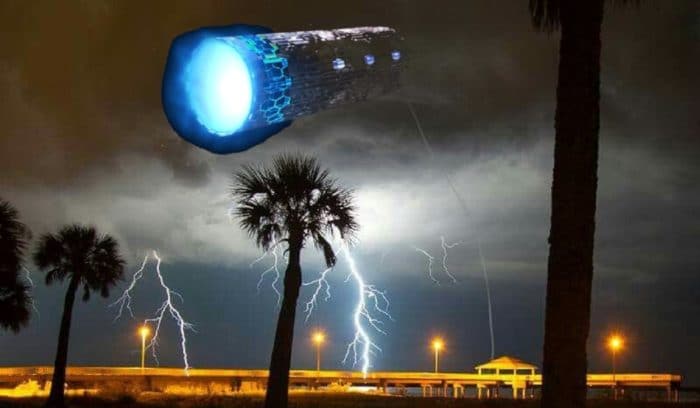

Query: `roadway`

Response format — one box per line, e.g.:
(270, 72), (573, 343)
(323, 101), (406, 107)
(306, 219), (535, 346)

(0, 367), (683, 400)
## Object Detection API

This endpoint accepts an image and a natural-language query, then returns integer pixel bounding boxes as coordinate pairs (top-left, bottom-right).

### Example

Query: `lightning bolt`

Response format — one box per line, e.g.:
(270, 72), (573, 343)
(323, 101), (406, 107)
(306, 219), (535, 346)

(302, 244), (344, 322)
(250, 243), (283, 306)
(413, 237), (463, 284)
(440, 236), (464, 284)
(110, 251), (194, 372)
(412, 246), (439, 284)
(379, 251), (388, 267)
(300, 244), (392, 377)
(232, 204), (283, 306)
(477, 241), (495, 359)
(109, 255), (149, 321)
(22, 267), (39, 316)
(341, 245), (392, 377)
(408, 102), (496, 359)
(252, 241), (391, 377)
(236, 205), (283, 306)
(302, 265), (333, 322)
(144, 251), (194, 372)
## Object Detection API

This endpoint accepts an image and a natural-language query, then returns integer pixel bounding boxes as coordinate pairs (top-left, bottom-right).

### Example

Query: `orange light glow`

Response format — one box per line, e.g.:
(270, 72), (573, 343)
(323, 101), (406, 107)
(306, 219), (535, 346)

(139, 326), (150, 339)
(608, 334), (623, 351)
(432, 337), (444, 351)
(312, 331), (326, 345)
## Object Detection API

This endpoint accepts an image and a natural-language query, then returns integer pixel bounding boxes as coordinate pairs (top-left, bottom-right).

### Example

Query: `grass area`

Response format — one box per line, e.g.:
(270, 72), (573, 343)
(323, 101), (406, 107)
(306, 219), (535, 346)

(1, 394), (699, 408)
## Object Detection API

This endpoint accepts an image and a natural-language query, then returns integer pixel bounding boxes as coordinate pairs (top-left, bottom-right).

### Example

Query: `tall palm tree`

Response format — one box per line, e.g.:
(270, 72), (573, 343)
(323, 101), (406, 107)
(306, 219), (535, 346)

(530, 1), (635, 407)
(232, 155), (357, 408)
(33, 225), (125, 408)
(0, 199), (32, 332)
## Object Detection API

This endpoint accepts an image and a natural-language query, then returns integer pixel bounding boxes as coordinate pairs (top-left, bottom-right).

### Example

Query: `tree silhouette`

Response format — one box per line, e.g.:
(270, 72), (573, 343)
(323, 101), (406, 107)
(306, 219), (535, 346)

(530, 1), (635, 407)
(0, 199), (32, 333)
(33, 225), (125, 408)
(232, 155), (357, 408)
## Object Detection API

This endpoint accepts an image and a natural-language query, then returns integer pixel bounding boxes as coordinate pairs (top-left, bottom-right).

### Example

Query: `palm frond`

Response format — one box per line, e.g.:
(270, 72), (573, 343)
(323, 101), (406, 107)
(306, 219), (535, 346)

(0, 199), (31, 288)
(85, 234), (125, 299)
(44, 268), (65, 285)
(0, 200), (36, 332)
(0, 282), (31, 332)
(232, 165), (272, 198)
(314, 234), (337, 268)
(33, 233), (65, 274)
(82, 283), (91, 302)
(231, 154), (357, 266)
(34, 224), (124, 300)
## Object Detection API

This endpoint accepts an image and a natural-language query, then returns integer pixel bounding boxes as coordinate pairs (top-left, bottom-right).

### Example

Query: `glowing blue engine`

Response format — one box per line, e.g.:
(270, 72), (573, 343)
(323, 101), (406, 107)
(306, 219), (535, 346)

(162, 25), (403, 154)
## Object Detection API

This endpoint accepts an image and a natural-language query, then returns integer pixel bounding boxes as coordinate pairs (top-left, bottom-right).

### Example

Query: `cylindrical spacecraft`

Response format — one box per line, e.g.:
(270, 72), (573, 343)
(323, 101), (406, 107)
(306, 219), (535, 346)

(162, 25), (404, 154)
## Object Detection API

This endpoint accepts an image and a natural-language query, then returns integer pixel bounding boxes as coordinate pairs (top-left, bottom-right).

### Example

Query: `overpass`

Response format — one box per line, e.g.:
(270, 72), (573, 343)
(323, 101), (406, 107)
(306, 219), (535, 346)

(0, 366), (683, 401)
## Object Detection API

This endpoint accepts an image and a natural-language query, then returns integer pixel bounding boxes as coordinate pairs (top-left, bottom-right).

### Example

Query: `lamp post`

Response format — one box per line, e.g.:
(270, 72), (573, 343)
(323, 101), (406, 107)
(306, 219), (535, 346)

(432, 338), (444, 374)
(312, 331), (325, 375)
(139, 325), (150, 371)
(608, 334), (623, 399)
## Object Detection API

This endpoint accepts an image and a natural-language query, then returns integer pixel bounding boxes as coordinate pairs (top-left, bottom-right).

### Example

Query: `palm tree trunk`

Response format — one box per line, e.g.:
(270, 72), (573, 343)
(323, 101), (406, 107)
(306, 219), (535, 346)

(264, 235), (303, 408)
(45, 276), (80, 408)
(540, 2), (603, 408)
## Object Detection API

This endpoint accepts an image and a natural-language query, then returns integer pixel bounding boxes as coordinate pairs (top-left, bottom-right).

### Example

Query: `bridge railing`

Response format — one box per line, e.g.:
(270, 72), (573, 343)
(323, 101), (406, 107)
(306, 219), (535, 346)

(0, 367), (681, 387)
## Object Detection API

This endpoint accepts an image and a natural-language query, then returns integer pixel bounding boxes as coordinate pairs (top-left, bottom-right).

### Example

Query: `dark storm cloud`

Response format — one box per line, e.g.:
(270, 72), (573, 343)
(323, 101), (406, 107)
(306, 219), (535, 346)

(0, 0), (698, 386)
(0, 0), (558, 184)
(1, 0), (695, 184)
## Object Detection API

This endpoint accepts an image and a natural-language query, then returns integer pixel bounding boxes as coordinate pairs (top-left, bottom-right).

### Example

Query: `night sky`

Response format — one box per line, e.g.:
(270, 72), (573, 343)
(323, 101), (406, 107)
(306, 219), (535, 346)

(1, 1), (698, 385)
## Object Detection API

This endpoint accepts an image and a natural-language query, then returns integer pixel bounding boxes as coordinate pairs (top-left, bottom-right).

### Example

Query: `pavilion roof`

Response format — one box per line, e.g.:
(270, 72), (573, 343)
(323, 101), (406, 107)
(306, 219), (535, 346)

(475, 356), (538, 370)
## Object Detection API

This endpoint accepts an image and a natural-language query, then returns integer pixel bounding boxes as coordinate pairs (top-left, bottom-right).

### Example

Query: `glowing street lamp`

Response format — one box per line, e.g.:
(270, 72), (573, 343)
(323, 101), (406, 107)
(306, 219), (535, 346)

(312, 331), (326, 374)
(139, 325), (151, 370)
(608, 334), (624, 399)
(432, 337), (444, 373)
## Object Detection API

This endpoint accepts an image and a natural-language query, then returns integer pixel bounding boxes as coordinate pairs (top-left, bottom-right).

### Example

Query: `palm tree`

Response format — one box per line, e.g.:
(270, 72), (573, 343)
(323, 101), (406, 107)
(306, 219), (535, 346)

(530, 1), (635, 407)
(33, 225), (125, 408)
(232, 155), (357, 408)
(0, 199), (32, 332)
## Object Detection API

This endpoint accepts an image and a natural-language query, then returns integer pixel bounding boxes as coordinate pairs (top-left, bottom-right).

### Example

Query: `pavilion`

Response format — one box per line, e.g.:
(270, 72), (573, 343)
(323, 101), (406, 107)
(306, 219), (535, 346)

(474, 356), (538, 398)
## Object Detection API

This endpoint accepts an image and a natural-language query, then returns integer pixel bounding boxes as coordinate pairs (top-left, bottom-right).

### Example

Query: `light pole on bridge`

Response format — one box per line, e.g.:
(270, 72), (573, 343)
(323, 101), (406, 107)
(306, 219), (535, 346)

(607, 334), (624, 399)
(431, 337), (444, 374)
(312, 331), (326, 375)
(139, 325), (151, 371)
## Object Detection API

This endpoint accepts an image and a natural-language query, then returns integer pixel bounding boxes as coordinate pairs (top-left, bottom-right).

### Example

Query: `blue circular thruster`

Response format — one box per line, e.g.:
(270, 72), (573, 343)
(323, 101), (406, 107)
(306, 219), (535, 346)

(184, 38), (253, 136)
(391, 50), (401, 61)
(364, 54), (375, 65)
(162, 24), (291, 154)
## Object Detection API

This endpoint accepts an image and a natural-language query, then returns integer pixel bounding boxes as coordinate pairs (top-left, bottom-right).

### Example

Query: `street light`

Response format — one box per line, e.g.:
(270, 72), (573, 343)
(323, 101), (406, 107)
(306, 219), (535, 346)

(432, 337), (444, 373)
(312, 331), (325, 374)
(607, 334), (624, 399)
(139, 325), (150, 370)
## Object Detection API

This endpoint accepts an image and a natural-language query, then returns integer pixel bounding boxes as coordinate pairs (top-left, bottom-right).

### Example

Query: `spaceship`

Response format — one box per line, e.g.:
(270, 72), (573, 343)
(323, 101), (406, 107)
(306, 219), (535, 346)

(162, 25), (404, 154)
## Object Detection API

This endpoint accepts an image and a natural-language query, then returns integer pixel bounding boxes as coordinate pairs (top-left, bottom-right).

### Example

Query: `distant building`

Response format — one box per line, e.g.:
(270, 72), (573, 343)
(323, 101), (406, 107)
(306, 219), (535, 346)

(474, 356), (537, 398)
(475, 356), (537, 376)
